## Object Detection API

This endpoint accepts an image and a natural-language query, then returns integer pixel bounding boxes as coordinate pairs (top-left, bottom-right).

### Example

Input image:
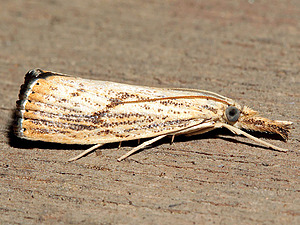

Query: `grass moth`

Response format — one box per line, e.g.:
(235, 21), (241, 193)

(14, 69), (292, 161)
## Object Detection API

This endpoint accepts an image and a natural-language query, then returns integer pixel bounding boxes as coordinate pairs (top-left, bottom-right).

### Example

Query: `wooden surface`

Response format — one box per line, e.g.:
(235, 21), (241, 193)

(0, 0), (299, 224)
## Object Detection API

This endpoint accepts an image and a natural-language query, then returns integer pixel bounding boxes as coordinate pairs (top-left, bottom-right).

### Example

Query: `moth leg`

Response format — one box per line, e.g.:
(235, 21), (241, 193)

(67, 143), (104, 162)
(170, 135), (175, 145)
(117, 135), (167, 161)
(118, 142), (122, 148)
(169, 122), (214, 136)
(220, 123), (288, 152)
(185, 127), (216, 137)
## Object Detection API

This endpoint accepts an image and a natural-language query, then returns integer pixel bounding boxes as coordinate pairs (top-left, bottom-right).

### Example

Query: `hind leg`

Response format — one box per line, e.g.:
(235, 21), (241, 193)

(117, 135), (167, 161)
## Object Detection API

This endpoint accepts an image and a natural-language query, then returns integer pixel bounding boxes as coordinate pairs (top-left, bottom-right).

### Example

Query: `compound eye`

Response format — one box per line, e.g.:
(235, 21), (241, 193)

(225, 106), (240, 122)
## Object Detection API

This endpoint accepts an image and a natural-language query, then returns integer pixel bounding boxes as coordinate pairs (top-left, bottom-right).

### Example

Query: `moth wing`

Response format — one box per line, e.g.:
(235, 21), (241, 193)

(16, 71), (221, 144)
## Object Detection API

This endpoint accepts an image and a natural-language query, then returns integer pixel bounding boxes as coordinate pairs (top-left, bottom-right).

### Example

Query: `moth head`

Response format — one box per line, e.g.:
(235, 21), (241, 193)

(226, 105), (292, 141)
(225, 106), (241, 123)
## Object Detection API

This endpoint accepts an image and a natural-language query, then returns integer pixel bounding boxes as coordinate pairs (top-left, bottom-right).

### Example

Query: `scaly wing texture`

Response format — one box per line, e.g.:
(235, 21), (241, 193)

(15, 71), (227, 144)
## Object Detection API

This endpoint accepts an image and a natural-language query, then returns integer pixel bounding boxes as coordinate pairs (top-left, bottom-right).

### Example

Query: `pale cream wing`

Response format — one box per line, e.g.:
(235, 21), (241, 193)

(16, 71), (226, 144)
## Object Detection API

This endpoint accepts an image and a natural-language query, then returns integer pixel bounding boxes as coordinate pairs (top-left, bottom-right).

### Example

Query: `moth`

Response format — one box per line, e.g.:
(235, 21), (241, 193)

(15, 69), (292, 162)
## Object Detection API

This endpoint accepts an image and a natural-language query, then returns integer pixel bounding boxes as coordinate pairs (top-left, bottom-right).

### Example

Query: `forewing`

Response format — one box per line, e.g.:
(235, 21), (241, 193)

(16, 72), (220, 144)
